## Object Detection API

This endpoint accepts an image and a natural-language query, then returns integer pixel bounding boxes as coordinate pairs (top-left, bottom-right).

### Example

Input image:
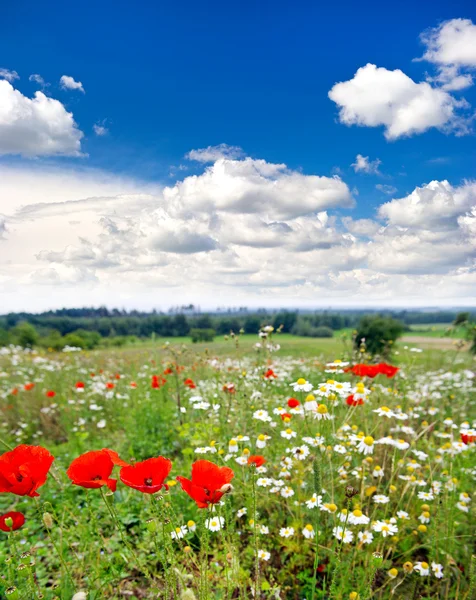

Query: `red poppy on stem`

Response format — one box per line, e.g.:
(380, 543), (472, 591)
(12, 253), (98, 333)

(222, 383), (236, 393)
(287, 398), (300, 408)
(346, 394), (364, 406)
(24, 383), (35, 391)
(106, 382), (115, 390)
(120, 457), (172, 494)
(280, 412), (292, 421)
(461, 433), (475, 445)
(177, 460), (234, 508)
(10, 388), (18, 396)
(248, 455), (266, 467)
(0, 511), (25, 532)
(377, 363), (399, 378)
(164, 367), (173, 375)
(75, 381), (85, 389)
(46, 390), (56, 398)
(184, 378), (196, 389)
(345, 364), (381, 378)
(0, 445), (54, 497)
(264, 368), (277, 379)
(67, 449), (129, 493)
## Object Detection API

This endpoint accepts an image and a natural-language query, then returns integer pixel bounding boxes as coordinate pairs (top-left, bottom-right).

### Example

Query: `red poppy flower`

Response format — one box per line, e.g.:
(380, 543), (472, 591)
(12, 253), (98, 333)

(66, 449), (129, 492)
(287, 398), (300, 408)
(130, 381), (137, 388)
(0, 445), (54, 497)
(10, 388), (18, 396)
(345, 364), (381, 378)
(75, 381), (85, 389)
(377, 362), (399, 378)
(24, 383), (35, 391)
(280, 412), (292, 421)
(461, 433), (475, 445)
(222, 383), (236, 393)
(184, 378), (196, 389)
(164, 367), (173, 375)
(0, 511), (25, 532)
(106, 382), (115, 390)
(346, 394), (364, 406)
(46, 390), (56, 398)
(248, 455), (266, 467)
(120, 457), (172, 494)
(264, 368), (277, 379)
(177, 460), (234, 508)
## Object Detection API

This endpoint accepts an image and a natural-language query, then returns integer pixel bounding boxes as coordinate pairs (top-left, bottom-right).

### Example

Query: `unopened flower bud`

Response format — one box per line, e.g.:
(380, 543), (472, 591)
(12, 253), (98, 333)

(345, 485), (358, 499)
(219, 483), (233, 494)
(4, 517), (13, 529)
(17, 563), (30, 578)
(146, 518), (157, 533)
(6, 587), (20, 600)
(372, 552), (383, 565)
(42, 512), (54, 528)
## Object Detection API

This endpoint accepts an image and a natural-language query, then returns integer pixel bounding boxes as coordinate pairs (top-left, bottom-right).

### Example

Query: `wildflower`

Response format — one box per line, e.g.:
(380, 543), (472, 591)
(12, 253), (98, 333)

(333, 526), (353, 543)
(461, 432), (476, 444)
(418, 511), (430, 524)
(120, 457), (172, 494)
(302, 524), (315, 539)
(403, 561), (413, 573)
(228, 440), (239, 453)
(171, 525), (188, 539)
(248, 455), (266, 467)
(357, 436), (375, 455)
(97, 419), (107, 429)
(348, 509), (369, 525)
(397, 510), (409, 520)
(281, 486), (294, 498)
(357, 530), (373, 544)
(306, 493), (322, 509)
(46, 390), (56, 398)
(281, 428), (297, 440)
(279, 527), (294, 538)
(256, 434), (270, 448)
(316, 404), (330, 420)
(184, 378), (196, 389)
(372, 466), (384, 478)
(373, 406), (395, 418)
(258, 549), (271, 561)
(372, 520), (398, 537)
(187, 520), (196, 532)
(287, 397), (300, 408)
(373, 494), (390, 504)
(0, 511), (25, 532)
(75, 381), (85, 389)
(280, 412), (292, 422)
(392, 439), (410, 450)
(237, 508), (247, 518)
(67, 449), (128, 492)
(257, 478), (273, 487)
(346, 394), (364, 406)
(413, 561), (430, 576)
(0, 445), (54, 497)
(431, 562), (444, 578)
(253, 409), (271, 422)
(417, 491), (434, 501)
(177, 460), (234, 508)
(290, 378), (313, 392)
(321, 503), (337, 513)
(205, 516), (224, 532)
(345, 364), (380, 378)
(387, 568), (398, 579)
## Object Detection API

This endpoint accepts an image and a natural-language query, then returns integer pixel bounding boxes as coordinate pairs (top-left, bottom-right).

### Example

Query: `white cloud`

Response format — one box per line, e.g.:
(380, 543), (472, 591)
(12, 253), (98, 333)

(0, 158), (475, 310)
(351, 154), (381, 174)
(60, 75), (85, 93)
(0, 80), (84, 157)
(93, 122), (108, 136)
(186, 143), (244, 163)
(29, 74), (47, 87)
(378, 180), (476, 229)
(420, 19), (476, 67)
(376, 184), (397, 195)
(0, 68), (19, 82)
(328, 63), (470, 139)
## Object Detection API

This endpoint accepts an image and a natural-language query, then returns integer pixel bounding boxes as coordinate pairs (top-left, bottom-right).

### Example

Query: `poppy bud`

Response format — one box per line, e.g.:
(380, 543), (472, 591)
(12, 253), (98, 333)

(146, 518), (157, 533)
(6, 588), (20, 600)
(4, 517), (13, 529)
(372, 552), (383, 566)
(219, 483), (233, 494)
(17, 563), (30, 578)
(43, 513), (54, 528)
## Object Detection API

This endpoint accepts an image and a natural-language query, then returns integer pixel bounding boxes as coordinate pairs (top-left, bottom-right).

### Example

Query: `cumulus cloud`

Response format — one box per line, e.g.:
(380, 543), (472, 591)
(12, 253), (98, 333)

(352, 154), (381, 174)
(185, 143), (244, 163)
(60, 75), (85, 93)
(420, 19), (476, 67)
(0, 68), (19, 82)
(0, 157), (475, 310)
(0, 80), (84, 157)
(29, 74), (47, 87)
(328, 63), (470, 139)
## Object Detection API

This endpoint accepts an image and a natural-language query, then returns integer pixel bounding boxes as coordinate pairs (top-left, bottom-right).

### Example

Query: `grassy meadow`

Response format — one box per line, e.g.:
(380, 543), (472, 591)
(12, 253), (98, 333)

(0, 332), (474, 600)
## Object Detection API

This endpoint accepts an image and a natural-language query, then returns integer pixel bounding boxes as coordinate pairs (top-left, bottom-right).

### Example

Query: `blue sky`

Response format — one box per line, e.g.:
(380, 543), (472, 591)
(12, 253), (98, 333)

(0, 1), (476, 311)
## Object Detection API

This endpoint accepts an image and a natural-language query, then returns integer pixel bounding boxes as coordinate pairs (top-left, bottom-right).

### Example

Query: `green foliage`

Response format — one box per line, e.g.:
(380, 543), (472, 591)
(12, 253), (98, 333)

(354, 315), (404, 356)
(11, 320), (39, 347)
(0, 327), (10, 346)
(291, 320), (334, 338)
(190, 328), (215, 343)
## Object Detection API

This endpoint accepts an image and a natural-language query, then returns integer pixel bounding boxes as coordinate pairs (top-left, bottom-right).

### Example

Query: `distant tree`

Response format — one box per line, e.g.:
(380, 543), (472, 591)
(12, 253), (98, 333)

(0, 328), (10, 346)
(354, 315), (404, 357)
(244, 315), (262, 334)
(272, 311), (297, 333)
(190, 328), (215, 343)
(12, 321), (39, 348)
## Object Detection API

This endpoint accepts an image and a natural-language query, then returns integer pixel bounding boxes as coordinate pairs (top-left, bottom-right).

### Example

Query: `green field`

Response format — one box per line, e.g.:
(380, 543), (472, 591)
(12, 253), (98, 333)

(0, 334), (474, 599)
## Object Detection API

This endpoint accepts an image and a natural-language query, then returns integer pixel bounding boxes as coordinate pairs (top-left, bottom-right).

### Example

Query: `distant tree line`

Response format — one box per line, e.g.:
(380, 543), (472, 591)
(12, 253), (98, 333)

(0, 307), (473, 349)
